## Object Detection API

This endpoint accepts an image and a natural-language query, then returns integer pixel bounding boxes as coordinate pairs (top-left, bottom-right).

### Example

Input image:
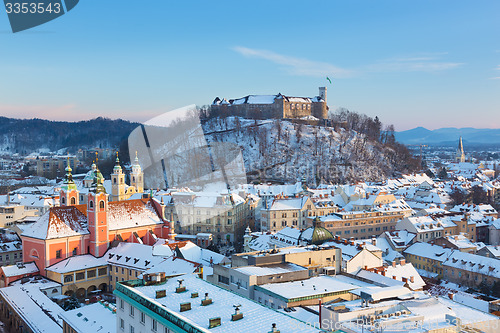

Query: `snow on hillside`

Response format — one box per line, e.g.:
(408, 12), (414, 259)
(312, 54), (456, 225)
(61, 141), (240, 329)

(201, 117), (399, 185)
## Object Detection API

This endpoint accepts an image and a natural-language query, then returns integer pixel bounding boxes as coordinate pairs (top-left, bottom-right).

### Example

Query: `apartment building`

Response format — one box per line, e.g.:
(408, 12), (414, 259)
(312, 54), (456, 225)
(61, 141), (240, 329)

(165, 191), (250, 244)
(317, 200), (412, 240)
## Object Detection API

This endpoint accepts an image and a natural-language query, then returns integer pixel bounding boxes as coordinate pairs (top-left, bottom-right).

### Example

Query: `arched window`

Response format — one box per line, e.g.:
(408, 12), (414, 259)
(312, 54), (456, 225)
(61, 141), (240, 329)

(89, 200), (94, 208)
(132, 176), (135, 182)
(61, 197), (65, 205)
(100, 201), (105, 210)
(70, 197), (76, 205)
(30, 249), (39, 259)
(113, 178), (117, 184)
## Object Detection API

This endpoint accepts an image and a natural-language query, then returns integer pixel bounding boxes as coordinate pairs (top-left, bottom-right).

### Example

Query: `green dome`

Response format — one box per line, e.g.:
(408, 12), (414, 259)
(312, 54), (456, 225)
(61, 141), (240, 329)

(299, 217), (334, 245)
(310, 226), (334, 245)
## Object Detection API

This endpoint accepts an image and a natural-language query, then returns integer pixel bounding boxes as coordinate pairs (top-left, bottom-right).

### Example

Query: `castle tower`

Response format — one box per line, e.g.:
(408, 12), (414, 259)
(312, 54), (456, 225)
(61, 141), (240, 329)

(88, 164), (109, 257)
(60, 158), (79, 206)
(456, 137), (466, 163)
(319, 86), (327, 103)
(313, 87), (328, 119)
(111, 153), (126, 202)
(130, 152), (144, 193)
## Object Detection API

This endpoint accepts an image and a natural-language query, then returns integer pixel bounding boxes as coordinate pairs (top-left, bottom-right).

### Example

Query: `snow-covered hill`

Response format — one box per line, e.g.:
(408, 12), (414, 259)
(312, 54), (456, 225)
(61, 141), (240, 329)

(201, 117), (413, 185)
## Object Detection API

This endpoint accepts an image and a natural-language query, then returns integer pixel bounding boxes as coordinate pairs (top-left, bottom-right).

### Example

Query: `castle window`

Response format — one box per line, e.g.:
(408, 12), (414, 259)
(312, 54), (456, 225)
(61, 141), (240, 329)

(100, 201), (105, 210)
(70, 197), (76, 205)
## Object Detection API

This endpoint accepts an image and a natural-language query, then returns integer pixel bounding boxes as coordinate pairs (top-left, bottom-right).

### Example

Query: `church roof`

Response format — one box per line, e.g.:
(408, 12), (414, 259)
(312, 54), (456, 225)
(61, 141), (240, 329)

(22, 198), (164, 240)
(22, 206), (89, 240)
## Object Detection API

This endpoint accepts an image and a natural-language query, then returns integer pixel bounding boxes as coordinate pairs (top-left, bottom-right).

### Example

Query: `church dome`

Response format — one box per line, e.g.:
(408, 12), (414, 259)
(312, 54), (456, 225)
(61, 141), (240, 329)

(299, 217), (334, 245)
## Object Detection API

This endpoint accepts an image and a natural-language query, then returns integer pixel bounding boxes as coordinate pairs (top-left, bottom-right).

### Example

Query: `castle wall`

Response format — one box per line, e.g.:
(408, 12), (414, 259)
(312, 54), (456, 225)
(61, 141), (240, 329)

(211, 97), (327, 120)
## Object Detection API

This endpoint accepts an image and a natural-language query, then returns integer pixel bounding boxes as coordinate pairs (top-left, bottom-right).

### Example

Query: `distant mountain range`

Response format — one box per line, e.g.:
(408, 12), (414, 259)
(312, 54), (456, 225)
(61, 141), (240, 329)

(395, 127), (500, 146)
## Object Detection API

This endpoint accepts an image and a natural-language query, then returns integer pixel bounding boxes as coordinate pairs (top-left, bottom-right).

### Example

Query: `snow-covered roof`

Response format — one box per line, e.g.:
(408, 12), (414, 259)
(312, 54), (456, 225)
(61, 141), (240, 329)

(354, 269), (405, 288)
(443, 250), (500, 279)
(383, 263), (426, 290)
(255, 275), (358, 300)
(1, 262), (39, 277)
(106, 242), (164, 271)
(233, 263), (306, 276)
(403, 242), (453, 262)
(46, 255), (107, 274)
(231, 95), (277, 105)
(119, 273), (322, 333)
(0, 284), (63, 332)
(269, 197), (309, 211)
(142, 256), (199, 277)
(22, 198), (163, 240)
(0, 241), (22, 253)
(60, 302), (116, 333)
(22, 206), (88, 240)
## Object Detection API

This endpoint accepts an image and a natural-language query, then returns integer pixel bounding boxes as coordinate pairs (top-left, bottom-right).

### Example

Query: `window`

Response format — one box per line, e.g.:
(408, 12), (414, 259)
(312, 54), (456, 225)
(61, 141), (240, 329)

(152, 319), (157, 331)
(116, 266), (118, 273)
(98, 267), (107, 276)
(76, 272), (85, 280)
(140, 312), (145, 324)
(89, 200), (94, 208)
(87, 269), (96, 278)
(120, 318), (124, 330)
(130, 325), (135, 333)
(120, 299), (124, 309)
(64, 274), (73, 283)
(56, 250), (62, 259)
(130, 305), (134, 317)
(72, 248), (77, 256)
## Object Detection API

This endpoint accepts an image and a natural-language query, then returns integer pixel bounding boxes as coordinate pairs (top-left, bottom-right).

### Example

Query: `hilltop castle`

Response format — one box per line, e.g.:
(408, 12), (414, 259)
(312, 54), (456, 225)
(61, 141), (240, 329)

(211, 87), (328, 120)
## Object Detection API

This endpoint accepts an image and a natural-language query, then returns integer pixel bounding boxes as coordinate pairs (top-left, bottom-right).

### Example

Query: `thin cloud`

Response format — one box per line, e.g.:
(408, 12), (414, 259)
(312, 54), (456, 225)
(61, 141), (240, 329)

(490, 77), (500, 80)
(232, 46), (353, 78)
(233, 47), (463, 77)
(367, 54), (463, 73)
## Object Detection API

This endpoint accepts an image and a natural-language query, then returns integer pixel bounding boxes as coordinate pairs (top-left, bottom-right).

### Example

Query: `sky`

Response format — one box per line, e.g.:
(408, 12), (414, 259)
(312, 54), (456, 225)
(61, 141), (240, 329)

(0, 0), (499, 131)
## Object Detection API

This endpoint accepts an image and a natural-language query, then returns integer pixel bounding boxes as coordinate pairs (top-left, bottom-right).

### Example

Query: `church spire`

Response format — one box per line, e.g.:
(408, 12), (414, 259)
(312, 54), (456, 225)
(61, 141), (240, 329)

(91, 152), (106, 194)
(62, 158), (77, 191)
(456, 137), (466, 163)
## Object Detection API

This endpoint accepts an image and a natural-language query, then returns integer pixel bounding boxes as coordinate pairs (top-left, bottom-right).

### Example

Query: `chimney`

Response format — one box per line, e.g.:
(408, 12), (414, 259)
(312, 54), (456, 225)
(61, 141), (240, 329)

(410, 276), (414, 283)
(372, 238), (377, 246)
(393, 276), (397, 280)
(400, 259), (406, 266)
(392, 261), (396, 267)
(381, 271), (385, 276)
(271, 323), (280, 333)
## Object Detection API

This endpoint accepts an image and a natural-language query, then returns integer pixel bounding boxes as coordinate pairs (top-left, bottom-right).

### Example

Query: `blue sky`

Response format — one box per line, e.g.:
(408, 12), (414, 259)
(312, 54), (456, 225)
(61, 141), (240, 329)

(0, 0), (499, 130)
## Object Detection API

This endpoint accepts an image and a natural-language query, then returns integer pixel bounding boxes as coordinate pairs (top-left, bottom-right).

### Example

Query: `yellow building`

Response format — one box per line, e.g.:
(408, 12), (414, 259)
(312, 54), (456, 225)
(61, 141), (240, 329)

(45, 254), (109, 298)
